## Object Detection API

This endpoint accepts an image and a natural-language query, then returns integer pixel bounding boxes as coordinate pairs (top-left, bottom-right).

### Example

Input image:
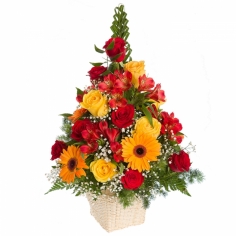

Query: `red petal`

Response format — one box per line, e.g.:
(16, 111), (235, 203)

(105, 128), (120, 142)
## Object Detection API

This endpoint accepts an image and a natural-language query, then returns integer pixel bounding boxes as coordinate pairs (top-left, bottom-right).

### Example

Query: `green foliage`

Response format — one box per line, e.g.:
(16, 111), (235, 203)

(159, 171), (191, 196)
(141, 105), (153, 127)
(123, 86), (135, 101)
(45, 180), (67, 195)
(56, 117), (72, 142)
(59, 113), (72, 117)
(94, 44), (105, 53)
(89, 62), (104, 66)
(181, 168), (205, 184)
(106, 40), (114, 50)
(76, 87), (84, 95)
(110, 4), (132, 63)
(118, 189), (136, 208)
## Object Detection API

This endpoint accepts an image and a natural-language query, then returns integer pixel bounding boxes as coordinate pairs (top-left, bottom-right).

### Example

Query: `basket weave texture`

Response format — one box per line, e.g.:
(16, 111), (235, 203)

(86, 191), (146, 232)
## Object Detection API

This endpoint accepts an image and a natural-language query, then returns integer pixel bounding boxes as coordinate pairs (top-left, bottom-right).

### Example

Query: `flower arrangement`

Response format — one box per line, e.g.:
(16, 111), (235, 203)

(45, 5), (204, 209)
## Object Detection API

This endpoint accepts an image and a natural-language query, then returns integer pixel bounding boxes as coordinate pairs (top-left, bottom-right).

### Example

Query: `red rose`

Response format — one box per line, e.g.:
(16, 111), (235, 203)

(121, 169), (144, 190)
(71, 119), (92, 142)
(103, 37), (126, 62)
(51, 140), (67, 160)
(111, 104), (135, 128)
(88, 66), (107, 83)
(168, 150), (191, 172)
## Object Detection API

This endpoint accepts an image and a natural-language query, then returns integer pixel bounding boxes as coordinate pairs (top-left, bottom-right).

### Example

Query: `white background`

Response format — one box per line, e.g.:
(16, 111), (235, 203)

(1, 0), (236, 235)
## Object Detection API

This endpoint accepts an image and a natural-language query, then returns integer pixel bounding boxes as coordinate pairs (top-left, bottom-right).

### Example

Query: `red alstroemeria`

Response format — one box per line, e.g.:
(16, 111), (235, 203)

(98, 120), (120, 142)
(160, 111), (183, 144)
(98, 120), (108, 134)
(147, 83), (166, 102)
(114, 70), (132, 91)
(98, 73), (116, 92)
(105, 128), (120, 143)
(109, 88), (127, 108)
(138, 74), (155, 91)
(110, 142), (123, 162)
(81, 123), (101, 141)
(80, 141), (98, 154)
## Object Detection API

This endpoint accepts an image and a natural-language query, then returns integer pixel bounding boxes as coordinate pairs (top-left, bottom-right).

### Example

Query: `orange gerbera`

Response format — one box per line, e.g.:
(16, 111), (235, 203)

(121, 132), (161, 172)
(59, 145), (89, 183)
(68, 108), (87, 123)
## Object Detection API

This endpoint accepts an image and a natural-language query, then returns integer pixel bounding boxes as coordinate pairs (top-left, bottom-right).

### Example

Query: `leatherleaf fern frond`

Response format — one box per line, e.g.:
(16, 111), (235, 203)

(159, 171), (191, 196)
(45, 179), (68, 195)
(180, 168), (205, 184)
(110, 4), (132, 62)
(56, 117), (72, 142)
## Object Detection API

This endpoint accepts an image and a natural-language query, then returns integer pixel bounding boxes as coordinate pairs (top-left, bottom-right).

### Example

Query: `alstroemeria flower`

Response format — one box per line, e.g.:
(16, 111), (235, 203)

(110, 141), (123, 162)
(105, 128), (120, 143)
(109, 88), (127, 108)
(98, 120), (120, 143)
(114, 70), (132, 91)
(147, 83), (166, 102)
(160, 111), (183, 144)
(80, 141), (98, 154)
(98, 120), (108, 133)
(98, 73), (116, 93)
(138, 74), (155, 91)
(81, 123), (101, 141)
(147, 104), (159, 119)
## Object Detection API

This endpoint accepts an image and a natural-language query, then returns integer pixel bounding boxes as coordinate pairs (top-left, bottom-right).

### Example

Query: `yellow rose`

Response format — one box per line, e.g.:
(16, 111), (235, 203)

(134, 116), (161, 138)
(80, 90), (108, 117)
(124, 61), (145, 88)
(90, 159), (117, 183)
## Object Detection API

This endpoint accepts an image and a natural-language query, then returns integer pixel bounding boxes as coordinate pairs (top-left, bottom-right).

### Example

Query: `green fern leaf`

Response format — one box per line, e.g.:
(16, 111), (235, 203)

(45, 181), (67, 195)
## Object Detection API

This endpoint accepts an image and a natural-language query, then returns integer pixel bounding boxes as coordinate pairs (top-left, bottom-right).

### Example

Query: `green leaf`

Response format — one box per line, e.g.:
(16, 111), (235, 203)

(101, 70), (110, 76)
(76, 87), (83, 95)
(110, 53), (121, 61)
(124, 86), (134, 101)
(66, 139), (78, 146)
(146, 103), (158, 119)
(45, 180), (67, 195)
(141, 105), (153, 127)
(157, 159), (167, 171)
(89, 62), (104, 66)
(118, 162), (125, 174)
(59, 113), (72, 118)
(173, 145), (181, 152)
(132, 93), (146, 107)
(94, 44), (105, 53)
(106, 40), (114, 50)
(119, 61), (124, 67)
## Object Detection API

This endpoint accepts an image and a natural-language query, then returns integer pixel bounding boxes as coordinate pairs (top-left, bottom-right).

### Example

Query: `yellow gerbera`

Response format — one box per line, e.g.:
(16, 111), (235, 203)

(121, 133), (161, 172)
(59, 145), (89, 183)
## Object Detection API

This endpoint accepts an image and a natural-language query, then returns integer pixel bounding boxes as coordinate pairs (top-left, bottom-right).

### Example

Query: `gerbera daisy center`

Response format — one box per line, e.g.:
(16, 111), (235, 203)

(133, 145), (147, 158)
(67, 157), (78, 172)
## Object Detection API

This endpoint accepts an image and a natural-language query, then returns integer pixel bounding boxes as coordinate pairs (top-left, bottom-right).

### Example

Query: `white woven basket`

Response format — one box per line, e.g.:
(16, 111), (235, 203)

(86, 191), (146, 232)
